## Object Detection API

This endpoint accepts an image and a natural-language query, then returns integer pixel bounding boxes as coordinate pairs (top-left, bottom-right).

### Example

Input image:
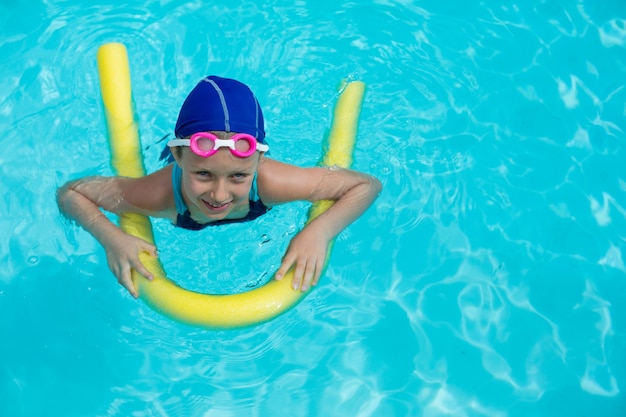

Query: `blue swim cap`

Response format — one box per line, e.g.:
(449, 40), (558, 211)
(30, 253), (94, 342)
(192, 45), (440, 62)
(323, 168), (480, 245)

(174, 76), (265, 142)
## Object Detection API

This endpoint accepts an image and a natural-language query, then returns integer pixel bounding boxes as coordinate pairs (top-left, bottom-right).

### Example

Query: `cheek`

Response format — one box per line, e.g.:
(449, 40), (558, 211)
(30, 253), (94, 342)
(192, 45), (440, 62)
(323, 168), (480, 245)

(183, 176), (252, 200)
(231, 182), (252, 200)
(182, 177), (205, 196)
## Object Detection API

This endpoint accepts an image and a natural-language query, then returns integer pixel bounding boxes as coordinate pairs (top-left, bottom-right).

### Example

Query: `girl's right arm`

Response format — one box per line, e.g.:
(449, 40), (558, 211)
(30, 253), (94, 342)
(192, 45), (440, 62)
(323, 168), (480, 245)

(56, 167), (174, 297)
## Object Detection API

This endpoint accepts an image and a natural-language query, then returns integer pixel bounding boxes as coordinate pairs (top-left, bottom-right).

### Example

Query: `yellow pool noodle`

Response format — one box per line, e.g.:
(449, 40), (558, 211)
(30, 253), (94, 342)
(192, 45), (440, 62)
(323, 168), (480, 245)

(96, 42), (365, 328)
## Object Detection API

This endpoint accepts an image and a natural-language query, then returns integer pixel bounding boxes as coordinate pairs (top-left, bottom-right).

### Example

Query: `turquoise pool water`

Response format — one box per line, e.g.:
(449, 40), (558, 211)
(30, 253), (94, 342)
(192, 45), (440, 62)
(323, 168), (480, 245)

(1, 0), (625, 415)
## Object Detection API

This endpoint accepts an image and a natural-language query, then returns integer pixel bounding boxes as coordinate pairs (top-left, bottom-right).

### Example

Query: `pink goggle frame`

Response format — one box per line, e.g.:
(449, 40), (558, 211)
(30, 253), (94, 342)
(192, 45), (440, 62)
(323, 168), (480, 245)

(167, 132), (269, 158)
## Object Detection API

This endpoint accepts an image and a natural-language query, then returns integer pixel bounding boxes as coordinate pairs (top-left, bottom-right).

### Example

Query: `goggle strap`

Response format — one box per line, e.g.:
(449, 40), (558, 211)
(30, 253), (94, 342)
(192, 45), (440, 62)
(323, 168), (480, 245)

(167, 139), (191, 147)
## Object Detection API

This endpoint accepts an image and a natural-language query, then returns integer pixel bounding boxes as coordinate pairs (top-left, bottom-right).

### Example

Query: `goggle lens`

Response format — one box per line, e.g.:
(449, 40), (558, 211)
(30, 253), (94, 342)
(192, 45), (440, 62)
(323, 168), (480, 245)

(194, 136), (217, 153)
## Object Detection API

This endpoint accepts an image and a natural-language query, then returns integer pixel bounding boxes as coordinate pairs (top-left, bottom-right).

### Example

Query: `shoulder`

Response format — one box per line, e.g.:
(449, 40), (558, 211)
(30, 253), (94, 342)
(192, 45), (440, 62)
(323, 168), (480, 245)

(255, 158), (321, 204)
(119, 164), (176, 217)
(256, 157), (374, 205)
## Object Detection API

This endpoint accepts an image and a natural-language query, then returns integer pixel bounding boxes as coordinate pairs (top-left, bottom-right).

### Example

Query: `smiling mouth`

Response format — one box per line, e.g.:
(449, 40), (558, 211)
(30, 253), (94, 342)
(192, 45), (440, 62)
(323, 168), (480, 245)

(202, 199), (230, 212)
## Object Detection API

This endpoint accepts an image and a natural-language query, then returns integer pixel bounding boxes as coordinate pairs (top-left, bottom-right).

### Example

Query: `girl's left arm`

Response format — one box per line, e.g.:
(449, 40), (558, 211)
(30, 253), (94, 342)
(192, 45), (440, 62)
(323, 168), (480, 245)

(258, 158), (382, 291)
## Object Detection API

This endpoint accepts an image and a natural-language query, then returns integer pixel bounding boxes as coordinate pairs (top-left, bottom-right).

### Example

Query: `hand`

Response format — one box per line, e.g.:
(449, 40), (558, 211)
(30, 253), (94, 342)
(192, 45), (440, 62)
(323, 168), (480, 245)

(102, 231), (158, 298)
(275, 227), (330, 292)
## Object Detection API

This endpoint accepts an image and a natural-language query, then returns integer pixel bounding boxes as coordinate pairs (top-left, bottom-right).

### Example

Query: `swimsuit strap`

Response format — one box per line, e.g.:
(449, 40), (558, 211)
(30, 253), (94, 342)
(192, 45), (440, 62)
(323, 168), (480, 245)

(171, 163), (187, 215)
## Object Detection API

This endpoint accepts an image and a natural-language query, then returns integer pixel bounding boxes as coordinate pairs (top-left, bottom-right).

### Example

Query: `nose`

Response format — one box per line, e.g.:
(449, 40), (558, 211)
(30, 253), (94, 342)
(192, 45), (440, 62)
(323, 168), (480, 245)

(210, 179), (229, 203)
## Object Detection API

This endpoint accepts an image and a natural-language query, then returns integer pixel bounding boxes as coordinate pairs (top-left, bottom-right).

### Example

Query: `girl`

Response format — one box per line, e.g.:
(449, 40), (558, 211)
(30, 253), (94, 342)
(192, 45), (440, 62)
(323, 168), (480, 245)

(57, 76), (381, 298)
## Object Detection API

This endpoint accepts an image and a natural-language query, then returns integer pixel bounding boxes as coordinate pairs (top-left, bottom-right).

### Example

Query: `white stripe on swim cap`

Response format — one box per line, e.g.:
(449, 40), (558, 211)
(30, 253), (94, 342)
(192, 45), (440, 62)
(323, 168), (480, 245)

(204, 77), (230, 132)
(253, 95), (260, 139)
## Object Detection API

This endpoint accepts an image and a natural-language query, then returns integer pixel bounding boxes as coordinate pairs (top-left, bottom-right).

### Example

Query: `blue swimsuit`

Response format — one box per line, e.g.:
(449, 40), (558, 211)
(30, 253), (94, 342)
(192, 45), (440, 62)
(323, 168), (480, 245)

(171, 164), (270, 230)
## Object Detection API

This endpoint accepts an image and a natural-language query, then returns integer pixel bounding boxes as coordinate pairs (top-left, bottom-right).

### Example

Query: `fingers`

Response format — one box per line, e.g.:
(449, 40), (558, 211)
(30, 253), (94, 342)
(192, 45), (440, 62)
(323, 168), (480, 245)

(292, 260), (308, 291)
(275, 253), (316, 291)
(105, 236), (158, 299)
(146, 243), (159, 258)
(136, 243), (158, 281)
(115, 255), (154, 299)
(131, 258), (154, 281)
(276, 244), (326, 292)
(275, 252), (295, 281)
(311, 269), (322, 287)
(299, 259), (319, 292)
(116, 242), (157, 285)
(286, 258), (319, 292)
(117, 267), (139, 299)
(111, 253), (156, 299)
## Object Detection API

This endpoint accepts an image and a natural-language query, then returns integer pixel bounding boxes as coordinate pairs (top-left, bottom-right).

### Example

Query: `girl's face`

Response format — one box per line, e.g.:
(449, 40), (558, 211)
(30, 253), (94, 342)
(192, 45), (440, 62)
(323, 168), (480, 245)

(176, 144), (260, 222)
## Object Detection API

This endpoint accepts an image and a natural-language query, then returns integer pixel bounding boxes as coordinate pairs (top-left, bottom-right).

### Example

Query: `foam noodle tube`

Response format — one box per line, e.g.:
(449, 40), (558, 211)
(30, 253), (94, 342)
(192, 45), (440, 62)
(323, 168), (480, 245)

(96, 42), (365, 328)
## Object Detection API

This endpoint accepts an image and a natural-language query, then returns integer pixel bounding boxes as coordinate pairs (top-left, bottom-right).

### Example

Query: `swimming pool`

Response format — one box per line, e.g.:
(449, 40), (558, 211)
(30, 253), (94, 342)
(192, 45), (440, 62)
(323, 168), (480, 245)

(1, 0), (625, 415)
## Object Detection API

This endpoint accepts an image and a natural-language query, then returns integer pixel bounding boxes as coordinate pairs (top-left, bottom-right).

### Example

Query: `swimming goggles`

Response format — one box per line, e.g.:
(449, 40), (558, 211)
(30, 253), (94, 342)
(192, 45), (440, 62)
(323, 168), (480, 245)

(167, 132), (269, 158)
